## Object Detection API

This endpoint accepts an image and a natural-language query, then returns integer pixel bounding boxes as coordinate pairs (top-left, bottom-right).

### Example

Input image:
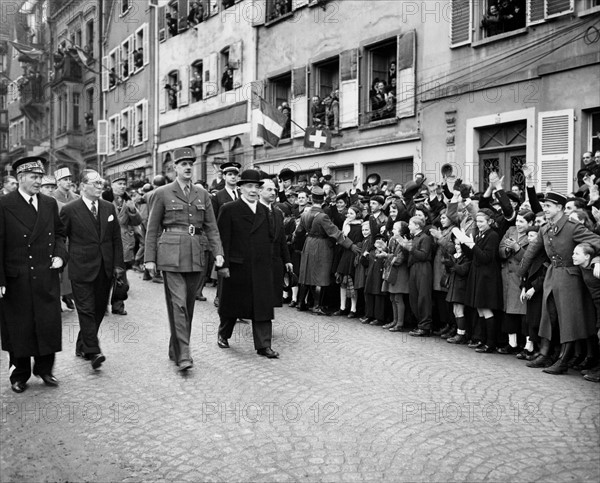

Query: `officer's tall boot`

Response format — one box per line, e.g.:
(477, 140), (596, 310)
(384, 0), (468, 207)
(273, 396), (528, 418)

(543, 341), (574, 375)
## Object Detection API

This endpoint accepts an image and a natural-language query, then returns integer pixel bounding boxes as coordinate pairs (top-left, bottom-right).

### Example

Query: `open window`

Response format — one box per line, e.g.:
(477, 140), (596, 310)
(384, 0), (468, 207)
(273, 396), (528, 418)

(312, 57), (340, 131)
(220, 48), (233, 92)
(121, 37), (131, 80)
(266, 0), (292, 22)
(109, 114), (120, 154)
(72, 91), (80, 130)
(166, 70), (179, 110)
(269, 73), (292, 139)
(134, 24), (149, 70)
(134, 99), (148, 145)
(122, 0), (131, 15)
(480, 0), (526, 39)
(108, 47), (119, 89)
(191, 60), (203, 102)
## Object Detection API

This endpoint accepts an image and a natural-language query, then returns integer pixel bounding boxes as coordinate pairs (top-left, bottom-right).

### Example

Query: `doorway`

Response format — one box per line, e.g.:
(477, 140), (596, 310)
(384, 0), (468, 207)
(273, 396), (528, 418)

(478, 122), (526, 191)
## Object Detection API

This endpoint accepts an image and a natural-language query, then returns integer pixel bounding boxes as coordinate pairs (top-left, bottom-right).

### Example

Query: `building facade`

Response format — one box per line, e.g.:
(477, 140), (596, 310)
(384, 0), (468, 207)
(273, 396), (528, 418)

(156, 0), (255, 183)
(48, 0), (104, 176)
(99, 0), (155, 181)
(253, 0), (421, 191)
(422, 0), (600, 194)
(2, 0), (51, 174)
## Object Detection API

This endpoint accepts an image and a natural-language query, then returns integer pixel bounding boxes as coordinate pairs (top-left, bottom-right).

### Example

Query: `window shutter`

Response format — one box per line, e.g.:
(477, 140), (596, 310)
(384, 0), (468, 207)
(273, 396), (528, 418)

(229, 40), (243, 88)
(528, 0), (545, 24)
(396, 30), (416, 120)
(538, 109), (574, 195)
(97, 119), (108, 154)
(158, 6), (166, 42)
(102, 56), (109, 91)
(143, 100), (149, 141)
(450, 0), (471, 47)
(293, 0), (309, 9)
(339, 49), (358, 129)
(128, 35), (134, 73)
(115, 48), (121, 85)
(180, 65), (190, 106)
(143, 24), (149, 65)
(115, 115), (121, 151)
(291, 66), (307, 138)
(159, 75), (168, 113)
(546, 0), (573, 18)
(178, 0), (189, 31)
(128, 106), (135, 146)
(204, 52), (218, 98)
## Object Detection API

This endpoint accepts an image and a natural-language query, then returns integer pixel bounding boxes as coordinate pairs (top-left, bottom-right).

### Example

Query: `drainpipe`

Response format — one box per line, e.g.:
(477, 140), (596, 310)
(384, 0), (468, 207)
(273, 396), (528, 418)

(149, 2), (159, 177)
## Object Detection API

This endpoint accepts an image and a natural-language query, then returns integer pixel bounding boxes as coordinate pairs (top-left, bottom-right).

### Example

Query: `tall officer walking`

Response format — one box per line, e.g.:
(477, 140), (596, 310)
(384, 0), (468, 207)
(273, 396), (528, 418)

(145, 148), (224, 371)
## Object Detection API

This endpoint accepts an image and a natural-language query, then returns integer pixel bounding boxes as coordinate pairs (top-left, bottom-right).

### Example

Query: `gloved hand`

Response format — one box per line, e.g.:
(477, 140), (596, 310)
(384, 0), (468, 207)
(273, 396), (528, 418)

(217, 267), (230, 279)
(113, 267), (125, 279)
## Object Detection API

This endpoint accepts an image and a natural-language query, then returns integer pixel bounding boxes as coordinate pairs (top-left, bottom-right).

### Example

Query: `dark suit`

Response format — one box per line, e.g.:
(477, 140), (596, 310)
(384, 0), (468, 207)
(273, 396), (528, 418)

(60, 198), (124, 355)
(0, 192), (67, 383)
(269, 204), (291, 307)
(217, 199), (274, 349)
(212, 186), (238, 219)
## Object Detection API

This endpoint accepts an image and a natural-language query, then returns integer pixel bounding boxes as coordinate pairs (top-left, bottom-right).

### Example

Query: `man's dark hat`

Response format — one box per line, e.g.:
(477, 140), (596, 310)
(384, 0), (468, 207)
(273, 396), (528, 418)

(12, 156), (46, 175)
(283, 271), (299, 289)
(374, 233), (388, 242)
(237, 169), (264, 187)
(370, 195), (385, 205)
(311, 186), (325, 202)
(298, 174), (308, 183)
(173, 147), (196, 164)
(505, 191), (521, 203)
(279, 168), (295, 181)
(221, 161), (241, 174)
(544, 191), (567, 207)
(367, 173), (381, 186)
(403, 178), (426, 199)
(335, 192), (349, 204)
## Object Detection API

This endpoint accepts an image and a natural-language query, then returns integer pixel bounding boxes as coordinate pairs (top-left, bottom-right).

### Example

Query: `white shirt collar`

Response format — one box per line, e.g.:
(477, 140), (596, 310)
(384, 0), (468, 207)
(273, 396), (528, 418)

(241, 196), (257, 214)
(81, 195), (97, 212)
(226, 186), (238, 199)
(259, 200), (272, 211)
(18, 188), (38, 210)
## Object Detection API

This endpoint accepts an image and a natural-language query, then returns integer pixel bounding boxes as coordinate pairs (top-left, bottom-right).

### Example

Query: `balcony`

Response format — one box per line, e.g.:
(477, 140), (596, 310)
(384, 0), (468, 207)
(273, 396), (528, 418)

(54, 130), (84, 151)
(52, 54), (83, 85)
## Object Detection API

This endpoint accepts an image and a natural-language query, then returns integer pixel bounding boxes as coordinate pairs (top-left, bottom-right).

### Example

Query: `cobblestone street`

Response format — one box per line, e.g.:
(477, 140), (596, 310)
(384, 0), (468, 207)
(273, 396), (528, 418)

(1, 274), (599, 482)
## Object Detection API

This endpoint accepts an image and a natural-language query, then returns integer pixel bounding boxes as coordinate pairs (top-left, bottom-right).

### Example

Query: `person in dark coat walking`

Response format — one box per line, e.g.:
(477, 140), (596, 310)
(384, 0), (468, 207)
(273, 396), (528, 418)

(216, 170), (279, 358)
(259, 178), (292, 307)
(61, 170), (125, 371)
(518, 192), (600, 374)
(0, 157), (67, 393)
(460, 208), (503, 353)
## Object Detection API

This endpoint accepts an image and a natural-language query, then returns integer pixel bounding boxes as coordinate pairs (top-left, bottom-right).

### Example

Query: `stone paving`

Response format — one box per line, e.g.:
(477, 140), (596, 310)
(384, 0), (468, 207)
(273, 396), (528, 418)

(1, 273), (599, 482)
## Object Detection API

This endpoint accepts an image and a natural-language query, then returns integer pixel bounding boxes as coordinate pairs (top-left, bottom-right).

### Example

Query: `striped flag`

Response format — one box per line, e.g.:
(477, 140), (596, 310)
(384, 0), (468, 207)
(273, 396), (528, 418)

(251, 97), (288, 147)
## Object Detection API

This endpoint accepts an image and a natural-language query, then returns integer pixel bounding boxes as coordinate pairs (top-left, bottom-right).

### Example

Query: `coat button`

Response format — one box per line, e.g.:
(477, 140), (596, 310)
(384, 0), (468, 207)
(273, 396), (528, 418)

(29, 255), (32, 259)
(30, 267), (34, 270)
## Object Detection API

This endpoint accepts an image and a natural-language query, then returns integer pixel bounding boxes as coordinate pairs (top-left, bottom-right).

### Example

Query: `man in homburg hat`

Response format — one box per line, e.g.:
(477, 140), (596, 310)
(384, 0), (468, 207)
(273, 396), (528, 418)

(145, 147), (224, 371)
(519, 191), (600, 374)
(0, 157), (67, 393)
(60, 169), (125, 371)
(216, 170), (280, 358)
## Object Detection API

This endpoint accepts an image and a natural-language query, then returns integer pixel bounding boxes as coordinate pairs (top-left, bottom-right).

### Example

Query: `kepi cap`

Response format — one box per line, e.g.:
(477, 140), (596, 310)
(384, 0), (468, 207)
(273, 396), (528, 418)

(220, 161), (241, 174)
(54, 167), (71, 180)
(173, 147), (196, 164)
(41, 175), (57, 186)
(13, 156), (46, 175)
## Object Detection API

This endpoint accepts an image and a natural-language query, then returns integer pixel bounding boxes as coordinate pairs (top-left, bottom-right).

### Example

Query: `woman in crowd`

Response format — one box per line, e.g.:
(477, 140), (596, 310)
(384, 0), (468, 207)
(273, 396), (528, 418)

(497, 210), (534, 354)
(445, 237), (472, 344)
(382, 221), (410, 331)
(462, 208), (503, 353)
(333, 205), (364, 318)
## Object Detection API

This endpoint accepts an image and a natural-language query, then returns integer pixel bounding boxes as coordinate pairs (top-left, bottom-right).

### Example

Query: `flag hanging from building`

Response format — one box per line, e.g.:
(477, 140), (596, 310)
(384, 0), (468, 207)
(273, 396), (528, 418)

(251, 97), (288, 147)
(303, 126), (332, 150)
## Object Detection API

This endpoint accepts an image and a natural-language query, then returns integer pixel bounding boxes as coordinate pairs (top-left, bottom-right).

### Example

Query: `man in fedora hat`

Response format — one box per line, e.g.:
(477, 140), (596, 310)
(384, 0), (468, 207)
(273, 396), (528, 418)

(216, 169), (280, 358)
(0, 156), (67, 393)
(519, 191), (600, 375)
(145, 147), (224, 371)
(53, 166), (80, 204)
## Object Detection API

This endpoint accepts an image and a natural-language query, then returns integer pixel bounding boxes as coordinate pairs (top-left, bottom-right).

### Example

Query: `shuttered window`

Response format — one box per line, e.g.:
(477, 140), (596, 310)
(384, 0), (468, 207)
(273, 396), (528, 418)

(538, 109), (574, 195)
(451, 0), (471, 47)
(97, 120), (108, 155)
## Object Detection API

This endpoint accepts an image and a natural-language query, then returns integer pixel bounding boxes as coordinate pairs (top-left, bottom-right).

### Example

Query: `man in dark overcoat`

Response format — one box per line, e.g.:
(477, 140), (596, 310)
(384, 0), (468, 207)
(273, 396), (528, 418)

(216, 170), (279, 358)
(145, 148), (224, 371)
(519, 192), (600, 374)
(259, 178), (293, 307)
(0, 157), (67, 393)
(61, 170), (125, 371)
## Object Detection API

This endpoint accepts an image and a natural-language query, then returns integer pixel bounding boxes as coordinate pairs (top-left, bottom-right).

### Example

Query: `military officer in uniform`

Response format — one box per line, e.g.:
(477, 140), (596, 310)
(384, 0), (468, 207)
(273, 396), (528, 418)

(53, 167), (80, 204)
(0, 157), (67, 393)
(145, 148), (224, 372)
(519, 191), (600, 374)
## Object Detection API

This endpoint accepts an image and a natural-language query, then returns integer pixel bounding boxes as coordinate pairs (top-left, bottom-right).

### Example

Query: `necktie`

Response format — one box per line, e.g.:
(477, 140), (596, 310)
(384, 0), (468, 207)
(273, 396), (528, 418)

(233, 190), (237, 200)
(29, 196), (36, 212)
(184, 185), (190, 199)
(91, 200), (97, 219)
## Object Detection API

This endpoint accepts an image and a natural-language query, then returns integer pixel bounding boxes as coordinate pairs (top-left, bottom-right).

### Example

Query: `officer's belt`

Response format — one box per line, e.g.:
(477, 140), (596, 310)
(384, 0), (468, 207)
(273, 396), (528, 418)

(163, 225), (204, 236)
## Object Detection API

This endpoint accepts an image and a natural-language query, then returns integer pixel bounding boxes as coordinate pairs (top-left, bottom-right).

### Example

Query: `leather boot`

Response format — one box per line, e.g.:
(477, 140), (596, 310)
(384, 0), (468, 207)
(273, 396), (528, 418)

(543, 341), (574, 375)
